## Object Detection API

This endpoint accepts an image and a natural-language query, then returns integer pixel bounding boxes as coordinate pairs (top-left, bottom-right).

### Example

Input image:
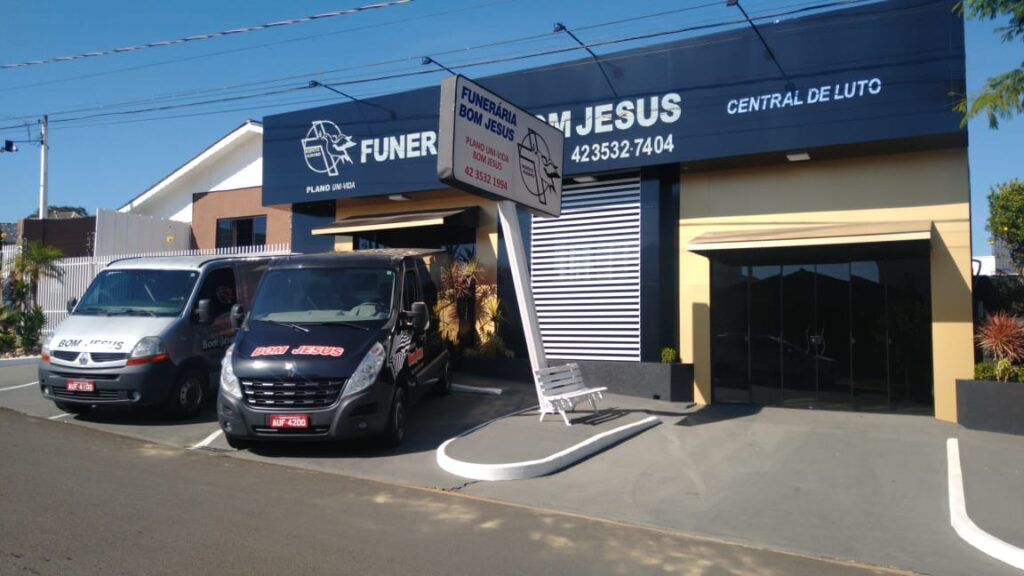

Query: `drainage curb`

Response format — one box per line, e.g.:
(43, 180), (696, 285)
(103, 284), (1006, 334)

(437, 413), (660, 481)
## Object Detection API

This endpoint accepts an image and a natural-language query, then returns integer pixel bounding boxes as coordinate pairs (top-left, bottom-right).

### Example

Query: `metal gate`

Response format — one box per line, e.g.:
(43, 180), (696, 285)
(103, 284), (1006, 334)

(530, 175), (641, 362)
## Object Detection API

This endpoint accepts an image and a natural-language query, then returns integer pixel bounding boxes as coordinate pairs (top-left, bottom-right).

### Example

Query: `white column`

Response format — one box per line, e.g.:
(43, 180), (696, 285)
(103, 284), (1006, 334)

(495, 200), (549, 406)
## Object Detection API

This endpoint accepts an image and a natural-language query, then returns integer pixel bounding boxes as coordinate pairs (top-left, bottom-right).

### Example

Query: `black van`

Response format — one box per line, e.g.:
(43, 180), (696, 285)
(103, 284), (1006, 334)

(216, 250), (451, 448)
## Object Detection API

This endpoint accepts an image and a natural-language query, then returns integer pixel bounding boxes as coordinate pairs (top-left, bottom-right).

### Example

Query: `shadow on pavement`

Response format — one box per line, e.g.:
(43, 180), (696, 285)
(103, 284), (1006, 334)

(72, 402), (218, 427)
(244, 385), (536, 459)
(676, 403), (761, 426)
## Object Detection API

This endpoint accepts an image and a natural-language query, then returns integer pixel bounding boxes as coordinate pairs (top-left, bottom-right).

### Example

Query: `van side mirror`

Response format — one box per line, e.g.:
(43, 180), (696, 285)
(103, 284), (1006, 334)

(408, 302), (428, 332)
(195, 299), (212, 324)
(230, 304), (245, 330)
(66, 297), (78, 313)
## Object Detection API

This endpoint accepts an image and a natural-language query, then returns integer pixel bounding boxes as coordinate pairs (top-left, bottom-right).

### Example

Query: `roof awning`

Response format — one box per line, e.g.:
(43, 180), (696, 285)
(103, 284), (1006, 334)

(312, 207), (479, 236)
(686, 221), (932, 253)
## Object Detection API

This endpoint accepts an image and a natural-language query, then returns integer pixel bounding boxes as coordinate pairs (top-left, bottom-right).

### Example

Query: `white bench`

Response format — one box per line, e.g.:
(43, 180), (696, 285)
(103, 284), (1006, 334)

(535, 363), (607, 426)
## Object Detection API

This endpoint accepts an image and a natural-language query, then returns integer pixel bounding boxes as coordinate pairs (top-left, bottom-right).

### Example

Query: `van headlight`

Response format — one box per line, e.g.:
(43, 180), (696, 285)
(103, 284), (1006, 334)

(220, 344), (242, 399)
(343, 342), (386, 397)
(126, 337), (168, 366)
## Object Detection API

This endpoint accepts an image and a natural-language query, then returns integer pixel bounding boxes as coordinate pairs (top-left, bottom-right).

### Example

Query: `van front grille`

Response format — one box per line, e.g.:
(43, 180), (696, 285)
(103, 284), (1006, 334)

(241, 379), (344, 408)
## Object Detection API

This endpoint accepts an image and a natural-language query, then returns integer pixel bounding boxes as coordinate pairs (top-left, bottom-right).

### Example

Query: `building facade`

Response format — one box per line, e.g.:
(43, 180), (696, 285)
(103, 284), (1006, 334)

(260, 0), (970, 421)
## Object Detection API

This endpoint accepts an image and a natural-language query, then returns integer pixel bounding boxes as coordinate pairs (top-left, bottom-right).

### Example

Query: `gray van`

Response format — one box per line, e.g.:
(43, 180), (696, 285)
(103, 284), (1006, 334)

(39, 255), (271, 417)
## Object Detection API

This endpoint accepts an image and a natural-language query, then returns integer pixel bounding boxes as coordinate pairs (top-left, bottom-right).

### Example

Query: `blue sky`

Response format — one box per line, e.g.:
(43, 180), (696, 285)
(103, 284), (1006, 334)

(0, 0), (1020, 255)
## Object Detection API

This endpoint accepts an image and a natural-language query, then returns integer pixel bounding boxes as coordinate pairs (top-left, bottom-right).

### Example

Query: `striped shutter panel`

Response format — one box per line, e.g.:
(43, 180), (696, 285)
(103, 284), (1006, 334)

(530, 175), (641, 362)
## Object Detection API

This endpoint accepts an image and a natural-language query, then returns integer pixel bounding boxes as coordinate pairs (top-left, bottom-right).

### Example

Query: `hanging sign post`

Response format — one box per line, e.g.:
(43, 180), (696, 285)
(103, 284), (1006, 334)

(437, 75), (564, 404)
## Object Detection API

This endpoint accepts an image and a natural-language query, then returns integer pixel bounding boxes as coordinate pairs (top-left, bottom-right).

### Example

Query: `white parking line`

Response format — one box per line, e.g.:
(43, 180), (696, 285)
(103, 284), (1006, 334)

(48, 413), (72, 420)
(451, 383), (503, 396)
(947, 437), (1024, 570)
(0, 381), (38, 392)
(189, 429), (224, 450)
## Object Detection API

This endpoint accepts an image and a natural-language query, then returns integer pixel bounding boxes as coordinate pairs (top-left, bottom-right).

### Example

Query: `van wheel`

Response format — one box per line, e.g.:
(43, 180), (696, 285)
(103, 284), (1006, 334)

(54, 401), (92, 415)
(165, 368), (205, 418)
(381, 386), (406, 448)
(433, 359), (452, 396)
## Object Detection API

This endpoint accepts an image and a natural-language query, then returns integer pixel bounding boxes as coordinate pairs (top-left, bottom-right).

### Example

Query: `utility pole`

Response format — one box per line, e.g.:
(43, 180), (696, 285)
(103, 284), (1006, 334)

(38, 114), (48, 219)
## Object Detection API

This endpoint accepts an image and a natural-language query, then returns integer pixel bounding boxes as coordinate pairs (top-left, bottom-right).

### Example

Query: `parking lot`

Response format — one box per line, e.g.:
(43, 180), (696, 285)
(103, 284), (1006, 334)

(4, 359), (1022, 576)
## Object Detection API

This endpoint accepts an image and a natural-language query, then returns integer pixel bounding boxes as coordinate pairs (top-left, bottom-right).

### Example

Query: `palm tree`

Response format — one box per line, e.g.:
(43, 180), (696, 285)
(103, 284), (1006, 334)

(13, 242), (64, 308)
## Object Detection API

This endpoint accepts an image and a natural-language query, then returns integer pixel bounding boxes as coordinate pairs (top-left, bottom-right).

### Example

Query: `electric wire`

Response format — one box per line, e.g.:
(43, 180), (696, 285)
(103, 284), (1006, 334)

(0, 0), (885, 133)
(1, 0), (867, 123)
(0, 0), (413, 70)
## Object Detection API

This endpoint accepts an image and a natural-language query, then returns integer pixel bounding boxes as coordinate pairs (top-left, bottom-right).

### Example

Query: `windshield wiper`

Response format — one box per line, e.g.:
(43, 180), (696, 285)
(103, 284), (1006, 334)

(298, 321), (370, 332)
(121, 308), (157, 317)
(255, 319), (309, 333)
(74, 307), (110, 316)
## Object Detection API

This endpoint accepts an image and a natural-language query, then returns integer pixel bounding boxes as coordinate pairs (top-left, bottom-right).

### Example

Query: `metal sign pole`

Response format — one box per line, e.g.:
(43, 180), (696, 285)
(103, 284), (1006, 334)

(496, 200), (548, 406)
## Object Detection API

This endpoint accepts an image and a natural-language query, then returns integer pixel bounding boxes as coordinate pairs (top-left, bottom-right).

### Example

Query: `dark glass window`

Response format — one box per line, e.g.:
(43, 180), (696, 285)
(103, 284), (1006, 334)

(196, 267), (237, 320)
(708, 247), (932, 413)
(216, 216), (267, 248)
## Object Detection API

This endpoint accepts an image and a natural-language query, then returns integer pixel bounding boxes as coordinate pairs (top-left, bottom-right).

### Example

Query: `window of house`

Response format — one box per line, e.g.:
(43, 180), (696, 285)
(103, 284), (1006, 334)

(216, 216), (267, 248)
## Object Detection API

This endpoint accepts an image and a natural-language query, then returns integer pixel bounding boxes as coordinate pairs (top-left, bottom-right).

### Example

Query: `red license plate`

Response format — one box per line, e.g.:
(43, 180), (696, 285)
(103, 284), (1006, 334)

(269, 414), (309, 429)
(66, 379), (95, 392)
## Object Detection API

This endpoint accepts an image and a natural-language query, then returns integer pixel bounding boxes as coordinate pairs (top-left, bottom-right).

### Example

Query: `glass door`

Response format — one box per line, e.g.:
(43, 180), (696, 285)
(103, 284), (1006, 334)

(781, 264), (817, 406)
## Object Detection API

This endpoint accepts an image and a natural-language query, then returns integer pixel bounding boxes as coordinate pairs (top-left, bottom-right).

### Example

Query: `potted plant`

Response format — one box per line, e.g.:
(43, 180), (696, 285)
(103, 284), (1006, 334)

(957, 311), (1024, 435)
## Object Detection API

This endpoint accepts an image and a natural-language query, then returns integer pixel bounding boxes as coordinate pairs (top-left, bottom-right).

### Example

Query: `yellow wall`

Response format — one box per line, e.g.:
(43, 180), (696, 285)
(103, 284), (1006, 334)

(331, 188), (500, 284)
(678, 148), (972, 422)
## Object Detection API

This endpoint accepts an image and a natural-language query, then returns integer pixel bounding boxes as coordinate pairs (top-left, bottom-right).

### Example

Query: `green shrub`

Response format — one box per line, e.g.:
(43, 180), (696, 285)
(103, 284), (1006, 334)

(14, 306), (45, 354)
(975, 362), (997, 380)
(995, 358), (1017, 382)
(660, 347), (678, 364)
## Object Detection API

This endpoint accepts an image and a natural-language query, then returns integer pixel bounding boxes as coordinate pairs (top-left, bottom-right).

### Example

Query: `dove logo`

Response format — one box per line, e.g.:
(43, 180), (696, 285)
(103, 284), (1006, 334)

(302, 120), (356, 176)
(518, 128), (561, 207)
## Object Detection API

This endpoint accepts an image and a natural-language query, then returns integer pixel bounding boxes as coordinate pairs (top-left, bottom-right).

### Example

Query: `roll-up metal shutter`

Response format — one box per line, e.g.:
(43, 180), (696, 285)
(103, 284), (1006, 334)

(530, 175), (641, 362)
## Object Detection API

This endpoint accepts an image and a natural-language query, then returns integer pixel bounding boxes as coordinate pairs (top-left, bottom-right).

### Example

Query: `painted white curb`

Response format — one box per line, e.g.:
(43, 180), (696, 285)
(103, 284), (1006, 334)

(0, 356), (40, 368)
(947, 438), (1024, 570)
(451, 383), (503, 396)
(437, 414), (660, 481)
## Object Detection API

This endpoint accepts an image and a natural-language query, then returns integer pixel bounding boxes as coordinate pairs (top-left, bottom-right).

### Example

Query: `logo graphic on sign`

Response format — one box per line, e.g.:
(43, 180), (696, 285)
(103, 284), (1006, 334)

(302, 120), (356, 176)
(517, 129), (560, 206)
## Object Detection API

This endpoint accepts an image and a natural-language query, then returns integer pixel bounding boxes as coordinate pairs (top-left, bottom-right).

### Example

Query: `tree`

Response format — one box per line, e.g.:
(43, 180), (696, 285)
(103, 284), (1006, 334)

(24, 205), (88, 219)
(12, 241), (64, 307)
(956, 0), (1024, 128)
(988, 179), (1024, 274)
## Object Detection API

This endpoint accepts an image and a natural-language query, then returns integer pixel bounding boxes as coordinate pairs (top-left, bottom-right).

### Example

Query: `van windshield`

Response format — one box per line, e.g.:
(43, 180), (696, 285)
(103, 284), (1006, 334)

(249, 267), (395, 325)
(75, 269), (200, 317)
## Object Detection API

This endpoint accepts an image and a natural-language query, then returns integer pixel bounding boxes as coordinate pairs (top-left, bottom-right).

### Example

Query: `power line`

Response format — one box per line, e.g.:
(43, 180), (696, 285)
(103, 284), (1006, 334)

(0, 0), (412, 70)
(0, 0), (820, 122)
(0, 0), (881, 132)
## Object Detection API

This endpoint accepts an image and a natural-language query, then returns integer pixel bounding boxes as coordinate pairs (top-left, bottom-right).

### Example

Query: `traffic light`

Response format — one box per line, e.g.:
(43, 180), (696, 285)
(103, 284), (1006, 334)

(1, 140), (16, 153)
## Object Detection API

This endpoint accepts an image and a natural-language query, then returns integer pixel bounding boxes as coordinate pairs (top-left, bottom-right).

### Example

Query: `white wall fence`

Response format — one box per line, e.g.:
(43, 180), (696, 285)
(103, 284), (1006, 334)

(2, 245), (19, 272)
(22, 243), (290, 335)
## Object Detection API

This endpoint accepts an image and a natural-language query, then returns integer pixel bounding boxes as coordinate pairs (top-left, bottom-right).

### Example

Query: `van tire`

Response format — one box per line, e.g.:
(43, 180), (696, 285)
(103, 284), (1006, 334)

(433, 358), (452, 396)
(54, 401), (92, 415)
(165, 368), (205, 418)
(381, 386), (406, 448)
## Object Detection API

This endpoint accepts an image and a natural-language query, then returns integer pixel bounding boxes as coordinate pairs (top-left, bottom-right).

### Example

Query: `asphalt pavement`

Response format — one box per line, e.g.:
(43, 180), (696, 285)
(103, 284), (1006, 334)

(0, 408), (902, 576)
(4, 361), (1022, 575)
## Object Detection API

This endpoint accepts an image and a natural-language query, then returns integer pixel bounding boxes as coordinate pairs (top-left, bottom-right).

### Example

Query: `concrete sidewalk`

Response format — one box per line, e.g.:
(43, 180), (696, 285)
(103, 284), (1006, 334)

(456, 397), (1022, 576)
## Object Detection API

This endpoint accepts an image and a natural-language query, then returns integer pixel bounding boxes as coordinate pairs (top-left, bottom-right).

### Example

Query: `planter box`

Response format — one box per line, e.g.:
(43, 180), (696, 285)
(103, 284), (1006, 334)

(956, 379), (1024, 436)
(456, 356), (693, 402)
